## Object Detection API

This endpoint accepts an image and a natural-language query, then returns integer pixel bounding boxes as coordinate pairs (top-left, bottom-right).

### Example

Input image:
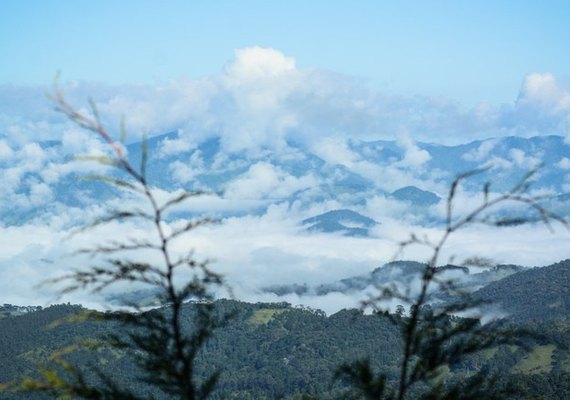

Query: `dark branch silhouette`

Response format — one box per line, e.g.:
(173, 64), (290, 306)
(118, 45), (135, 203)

(338, 168), (568, 400)
(14, 82), (227, 399)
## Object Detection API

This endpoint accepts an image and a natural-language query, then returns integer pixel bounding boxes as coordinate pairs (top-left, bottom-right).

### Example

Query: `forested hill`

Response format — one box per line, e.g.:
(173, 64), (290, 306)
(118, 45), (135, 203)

(0, 301), (402, 399)
(1, 297), (570, 399)
(474, 259), (570, 323)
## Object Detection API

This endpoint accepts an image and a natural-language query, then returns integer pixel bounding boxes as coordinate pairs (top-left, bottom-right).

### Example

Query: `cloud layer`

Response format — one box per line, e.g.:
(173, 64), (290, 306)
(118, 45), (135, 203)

(2, 47), (570, 312)
(0, 201), (568, 314)
(2, 48), (570, 151)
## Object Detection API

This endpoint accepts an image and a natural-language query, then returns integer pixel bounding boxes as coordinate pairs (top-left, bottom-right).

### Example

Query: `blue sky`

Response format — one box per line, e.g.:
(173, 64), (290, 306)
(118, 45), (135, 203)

(2, 1), (570, 105)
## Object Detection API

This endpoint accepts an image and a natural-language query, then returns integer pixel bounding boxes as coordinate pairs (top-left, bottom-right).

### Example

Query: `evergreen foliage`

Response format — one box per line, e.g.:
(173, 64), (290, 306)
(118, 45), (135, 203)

(0, 299), (569, 399)
(474, 259), (570, 322)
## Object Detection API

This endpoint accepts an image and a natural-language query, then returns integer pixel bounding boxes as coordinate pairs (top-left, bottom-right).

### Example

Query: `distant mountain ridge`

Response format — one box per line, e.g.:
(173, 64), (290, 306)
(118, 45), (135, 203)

(3, 133), (570, 226)
(263, 260), (526, 297)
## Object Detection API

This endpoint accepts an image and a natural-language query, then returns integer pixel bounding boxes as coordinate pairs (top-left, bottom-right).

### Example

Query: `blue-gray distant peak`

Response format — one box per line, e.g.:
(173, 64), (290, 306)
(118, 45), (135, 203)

(390, 186), (441, 206)
(302, 209), (378, 237)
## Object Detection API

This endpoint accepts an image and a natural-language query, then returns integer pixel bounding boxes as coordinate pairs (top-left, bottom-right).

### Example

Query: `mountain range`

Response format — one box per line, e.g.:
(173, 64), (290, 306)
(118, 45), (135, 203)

(263, 260), (526, 298)
(3, 133), (570, 226)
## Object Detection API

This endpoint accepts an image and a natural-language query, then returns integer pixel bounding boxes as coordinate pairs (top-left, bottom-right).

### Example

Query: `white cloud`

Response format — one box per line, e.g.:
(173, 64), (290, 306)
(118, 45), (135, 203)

(169, 161), (200, 184)
(396, 134), (431, 169)
(462, 140), (496, 162)
(558, 157), (570, 170)
(0, 140), (14, 160)
(214, 48), (302, 152)
(3, 50), (570, 153)
(517, 73), (570, 114)
(469, 146), (542, 173)
(509, 148), (541, 169)
(309, 137), (358, 166)
(61, 127), (106, 155)
(502, 72), (570, 138)
(210, 151), (249, 171)
(225, 162), (316, 200)
(20, 143), (47, 167)
(29, 180), (53, 204)
(364, 195), (409, 222)
(168, 151), (205, 184)
(157, 133), (195, 158)
(1, 201), (568, 312)
(223, 47), (296, 83)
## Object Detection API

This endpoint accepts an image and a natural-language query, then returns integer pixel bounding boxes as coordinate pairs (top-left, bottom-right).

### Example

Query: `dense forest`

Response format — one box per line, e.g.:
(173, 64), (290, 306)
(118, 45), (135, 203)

(1, 260), (569, 399)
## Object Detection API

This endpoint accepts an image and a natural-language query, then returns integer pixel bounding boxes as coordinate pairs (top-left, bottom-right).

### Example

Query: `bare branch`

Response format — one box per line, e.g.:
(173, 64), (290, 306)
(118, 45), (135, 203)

(159, 191), (207, 213)
(26, 82), (225, 400)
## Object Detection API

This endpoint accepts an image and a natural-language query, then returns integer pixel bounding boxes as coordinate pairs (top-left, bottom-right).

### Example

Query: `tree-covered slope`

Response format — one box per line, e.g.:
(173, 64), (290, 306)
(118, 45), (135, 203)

(1, 295), (569, 399)
(0, 301), (402, 399)
(473, 259), (570, 323)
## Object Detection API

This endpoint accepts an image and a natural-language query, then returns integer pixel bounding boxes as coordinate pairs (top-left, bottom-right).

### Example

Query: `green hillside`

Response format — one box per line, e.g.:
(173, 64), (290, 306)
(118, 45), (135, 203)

(474, 259), (570, 322)
(0, 297), (569, 399)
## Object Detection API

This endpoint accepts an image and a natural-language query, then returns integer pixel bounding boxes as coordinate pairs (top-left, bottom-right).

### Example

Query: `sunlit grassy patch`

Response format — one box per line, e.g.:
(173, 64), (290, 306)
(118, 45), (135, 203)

(513, 345), (556, 375)
(248, 309), (286, 326)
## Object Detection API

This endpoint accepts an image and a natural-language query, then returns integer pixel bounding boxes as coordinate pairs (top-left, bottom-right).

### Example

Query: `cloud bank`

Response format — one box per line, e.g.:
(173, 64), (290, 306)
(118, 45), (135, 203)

(2, 47), (570, 312)
(2, 47), (570, 151)
(0, 201), (568, 314)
